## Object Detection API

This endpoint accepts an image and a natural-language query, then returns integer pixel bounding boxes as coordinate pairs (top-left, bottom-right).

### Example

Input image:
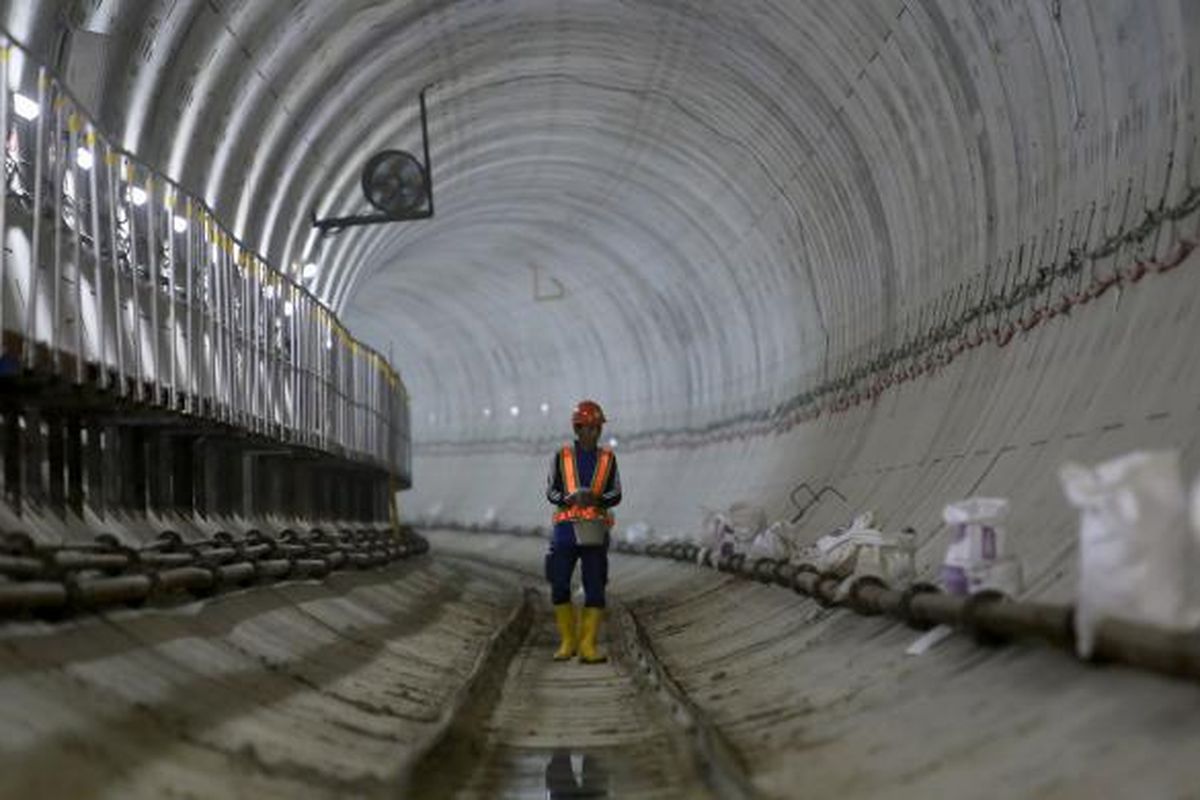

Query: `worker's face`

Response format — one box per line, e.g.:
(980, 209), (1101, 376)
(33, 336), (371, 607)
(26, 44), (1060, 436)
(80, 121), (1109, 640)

(574, 424), (601, 449)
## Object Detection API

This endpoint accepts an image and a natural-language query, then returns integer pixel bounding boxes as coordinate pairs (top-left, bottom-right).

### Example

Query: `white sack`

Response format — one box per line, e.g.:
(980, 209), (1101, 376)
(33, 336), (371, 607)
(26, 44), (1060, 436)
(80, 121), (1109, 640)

(1192, 476), (1200, 536)
(939, 497), (1022, 597)
(1060, 450), (1200, 658)
(748, 522), (789, 561)
(812, 513), (915, 587)
(621, 520), (654, 545)
(727, 502), (768, 539)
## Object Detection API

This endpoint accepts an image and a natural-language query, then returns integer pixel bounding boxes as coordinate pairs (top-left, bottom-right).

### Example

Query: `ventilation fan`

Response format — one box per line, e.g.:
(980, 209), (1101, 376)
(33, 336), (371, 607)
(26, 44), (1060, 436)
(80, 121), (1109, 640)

(362, 150), (427, 217)
(312, 88), (435, 234)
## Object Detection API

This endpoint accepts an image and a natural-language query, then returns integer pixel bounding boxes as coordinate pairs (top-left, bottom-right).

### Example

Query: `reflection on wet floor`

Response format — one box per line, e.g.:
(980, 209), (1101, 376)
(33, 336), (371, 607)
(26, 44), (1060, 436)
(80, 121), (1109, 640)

(450, 605), (708, 799)
(544, 748), (608, 798)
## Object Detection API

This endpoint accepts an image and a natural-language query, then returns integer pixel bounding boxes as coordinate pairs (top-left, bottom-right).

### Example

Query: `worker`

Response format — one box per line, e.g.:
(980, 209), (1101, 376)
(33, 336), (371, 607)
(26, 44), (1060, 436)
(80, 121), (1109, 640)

(545, 399), (622, 663)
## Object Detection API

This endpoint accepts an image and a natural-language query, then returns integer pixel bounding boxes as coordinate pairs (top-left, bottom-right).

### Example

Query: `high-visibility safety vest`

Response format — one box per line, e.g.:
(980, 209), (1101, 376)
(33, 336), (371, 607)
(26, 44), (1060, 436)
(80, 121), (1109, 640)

(552, 445), (615, 528)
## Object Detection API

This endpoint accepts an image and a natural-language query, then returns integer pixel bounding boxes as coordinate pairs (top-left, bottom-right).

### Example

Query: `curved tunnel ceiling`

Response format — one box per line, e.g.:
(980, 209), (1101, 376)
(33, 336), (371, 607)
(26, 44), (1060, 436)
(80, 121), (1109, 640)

(3, 4), (1200, 793)
(5, 0), (1198, 476)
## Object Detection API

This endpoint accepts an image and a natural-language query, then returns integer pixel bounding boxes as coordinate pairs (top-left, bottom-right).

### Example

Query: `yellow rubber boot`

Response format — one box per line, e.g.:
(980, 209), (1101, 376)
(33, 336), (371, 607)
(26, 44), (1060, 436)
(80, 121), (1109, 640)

(577, 607), (608, 664)
(553, 603), (577, 661)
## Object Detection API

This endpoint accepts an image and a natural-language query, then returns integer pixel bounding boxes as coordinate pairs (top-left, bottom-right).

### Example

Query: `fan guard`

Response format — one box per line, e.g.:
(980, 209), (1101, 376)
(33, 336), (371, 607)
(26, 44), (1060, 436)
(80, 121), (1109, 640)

(361, 150), (428, 217)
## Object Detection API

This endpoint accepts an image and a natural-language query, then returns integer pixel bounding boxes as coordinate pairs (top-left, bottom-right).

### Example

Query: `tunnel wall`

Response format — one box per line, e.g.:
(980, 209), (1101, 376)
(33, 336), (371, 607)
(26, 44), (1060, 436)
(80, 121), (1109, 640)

(1, 2), (1197, 591)
(391, 0), (1200, 602)
(415, 244), (1200, 604)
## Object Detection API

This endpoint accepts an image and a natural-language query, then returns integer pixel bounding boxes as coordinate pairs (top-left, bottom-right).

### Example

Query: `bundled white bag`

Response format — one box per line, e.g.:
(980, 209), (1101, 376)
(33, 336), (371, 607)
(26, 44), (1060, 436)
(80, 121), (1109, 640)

(621, 521), (654, 545)
(727, 502), (768, 540)
(813, 513), (916, 587)
(697, 510), (734, 557)
(1192, 477), (1200, 536)
(856, 526), (917, 586)
(700, 503), (766, 558)
(815, 512), (877, 577)
(939, 497), (1022, 597)
(748, 522), (789, 561)
(1060, 450), (1200, 658)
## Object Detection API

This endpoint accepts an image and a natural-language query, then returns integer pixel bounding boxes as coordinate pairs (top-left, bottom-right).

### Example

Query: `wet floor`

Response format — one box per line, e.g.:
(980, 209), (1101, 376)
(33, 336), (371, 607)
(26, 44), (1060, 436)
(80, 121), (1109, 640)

(448, 607), (709, 799)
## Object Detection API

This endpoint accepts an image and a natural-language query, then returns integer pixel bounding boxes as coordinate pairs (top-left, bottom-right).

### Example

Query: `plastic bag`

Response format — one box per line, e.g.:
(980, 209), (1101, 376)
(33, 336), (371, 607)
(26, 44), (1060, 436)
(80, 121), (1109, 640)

(698, 509), (745, 557)
(621, 521), (654, 545)
(812, 513), (915, 587)
(1060, 450), (1200, 658)
(748, 522), (789, 561)
(860, 527), (917, 586)
(727, 502), (768, 539)
(939, 497), (1022, 597)
(1191, 476), (1200, 536)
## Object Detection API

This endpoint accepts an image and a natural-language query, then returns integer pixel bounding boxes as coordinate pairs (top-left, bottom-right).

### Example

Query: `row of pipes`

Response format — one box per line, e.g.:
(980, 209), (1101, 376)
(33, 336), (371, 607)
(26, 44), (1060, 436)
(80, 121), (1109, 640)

(0, 526), (428, 618)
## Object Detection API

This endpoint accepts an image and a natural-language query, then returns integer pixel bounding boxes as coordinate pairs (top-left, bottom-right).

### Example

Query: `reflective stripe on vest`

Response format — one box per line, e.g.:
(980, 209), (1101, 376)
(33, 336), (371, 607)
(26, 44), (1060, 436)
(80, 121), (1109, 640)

(552, 445), (614, 528)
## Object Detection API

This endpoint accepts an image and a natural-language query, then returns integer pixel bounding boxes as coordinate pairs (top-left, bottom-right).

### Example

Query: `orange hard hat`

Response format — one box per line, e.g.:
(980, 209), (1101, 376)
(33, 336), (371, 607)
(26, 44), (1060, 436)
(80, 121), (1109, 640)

(571, 399), (606, 427)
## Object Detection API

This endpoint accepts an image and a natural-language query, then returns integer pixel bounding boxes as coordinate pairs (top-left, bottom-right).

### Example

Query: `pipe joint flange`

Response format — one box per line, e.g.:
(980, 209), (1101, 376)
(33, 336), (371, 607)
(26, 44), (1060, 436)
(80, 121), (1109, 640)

(846, 574), (888, 614)
(154, 530), (185, 551)
(772, 560), (799, 588)
(0, 531), (36, 556)
(898, 582), (943, 630)
(790, 562), (820, 596)
(812, 571), (845, 607)
(961, 589), (1009, 646)
(752, 558), (778, 583)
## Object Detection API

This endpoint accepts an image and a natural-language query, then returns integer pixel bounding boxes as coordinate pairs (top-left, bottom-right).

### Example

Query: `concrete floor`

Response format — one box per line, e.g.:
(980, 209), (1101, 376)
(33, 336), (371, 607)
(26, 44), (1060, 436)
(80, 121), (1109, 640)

(427, 591), (708, 799)
(0, 557), (520, 798)
(433, 530), (1200, 799)
(0, 528), (1198, 798)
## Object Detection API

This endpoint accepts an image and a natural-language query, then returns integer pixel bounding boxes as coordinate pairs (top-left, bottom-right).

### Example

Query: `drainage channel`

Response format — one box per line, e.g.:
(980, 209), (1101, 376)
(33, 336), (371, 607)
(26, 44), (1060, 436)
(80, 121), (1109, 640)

(404, 556), (741, 799)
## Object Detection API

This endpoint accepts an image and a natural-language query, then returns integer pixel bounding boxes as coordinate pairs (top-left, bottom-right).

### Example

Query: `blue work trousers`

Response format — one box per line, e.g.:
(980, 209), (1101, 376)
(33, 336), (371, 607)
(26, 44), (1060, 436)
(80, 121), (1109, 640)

(546, 534), (609, 608)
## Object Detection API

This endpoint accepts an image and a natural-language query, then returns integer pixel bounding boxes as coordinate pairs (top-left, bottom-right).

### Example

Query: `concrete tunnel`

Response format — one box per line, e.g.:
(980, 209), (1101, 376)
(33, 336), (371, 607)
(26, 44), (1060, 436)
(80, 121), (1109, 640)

(0, 0), (1199, 796)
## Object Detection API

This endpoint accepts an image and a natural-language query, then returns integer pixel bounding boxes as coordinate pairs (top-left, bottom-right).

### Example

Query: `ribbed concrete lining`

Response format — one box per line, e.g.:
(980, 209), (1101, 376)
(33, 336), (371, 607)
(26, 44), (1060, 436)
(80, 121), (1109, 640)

(11, 2), (1195, 451)
(4, 0), (1197, 604)
(1, 3), (1200, 789)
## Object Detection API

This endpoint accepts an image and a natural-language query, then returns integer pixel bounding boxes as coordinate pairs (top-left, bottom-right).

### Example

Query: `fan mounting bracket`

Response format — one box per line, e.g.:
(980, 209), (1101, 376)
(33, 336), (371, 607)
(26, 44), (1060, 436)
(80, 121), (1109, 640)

(312, 87), (435, 236)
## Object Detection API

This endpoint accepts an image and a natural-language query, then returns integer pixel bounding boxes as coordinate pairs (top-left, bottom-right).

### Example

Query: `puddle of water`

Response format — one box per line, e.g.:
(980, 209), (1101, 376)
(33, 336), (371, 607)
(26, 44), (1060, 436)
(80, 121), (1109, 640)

(463, 745), (657, 799)
(543, 748), (610, 798)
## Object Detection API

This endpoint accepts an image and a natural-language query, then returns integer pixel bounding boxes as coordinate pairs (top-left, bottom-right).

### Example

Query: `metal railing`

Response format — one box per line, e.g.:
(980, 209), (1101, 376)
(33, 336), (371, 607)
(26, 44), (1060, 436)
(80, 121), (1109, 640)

(0, 33), (410, 483)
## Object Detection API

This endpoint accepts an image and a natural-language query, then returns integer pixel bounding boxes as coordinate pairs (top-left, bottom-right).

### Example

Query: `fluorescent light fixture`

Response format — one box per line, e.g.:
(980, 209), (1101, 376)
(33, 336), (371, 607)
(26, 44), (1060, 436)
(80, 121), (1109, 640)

(283, 300), (294, 316)
(302, 262), (318, 279)
(130, 186), (148, 206)
(13, 93), (39, 121)
(509, 405), (520, 417)
(172, 215), (188, 234)
(325, 336), (333, 350)
(540, 402), (550, 414)
(482, 407), (492, 418)
(608, 437), (618, 448)
(76, 147), (94, 171)
(264, 285), (276, 300)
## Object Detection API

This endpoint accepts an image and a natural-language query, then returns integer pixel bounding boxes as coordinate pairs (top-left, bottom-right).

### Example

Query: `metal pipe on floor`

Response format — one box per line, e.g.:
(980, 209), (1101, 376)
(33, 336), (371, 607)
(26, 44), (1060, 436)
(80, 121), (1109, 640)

(604, 535), (1200, 685)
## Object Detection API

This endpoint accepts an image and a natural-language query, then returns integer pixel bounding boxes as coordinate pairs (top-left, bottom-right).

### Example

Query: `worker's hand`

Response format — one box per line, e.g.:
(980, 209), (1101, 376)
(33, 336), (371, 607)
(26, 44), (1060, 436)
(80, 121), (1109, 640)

(568, 489), (595, 507)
